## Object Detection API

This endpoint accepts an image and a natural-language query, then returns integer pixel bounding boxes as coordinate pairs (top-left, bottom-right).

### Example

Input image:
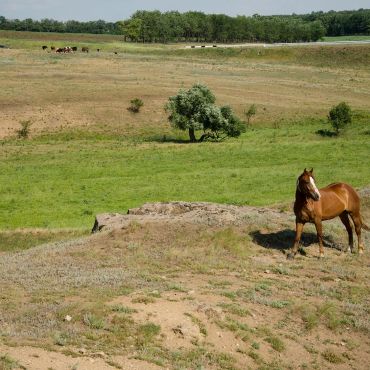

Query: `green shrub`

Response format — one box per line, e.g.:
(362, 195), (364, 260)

(16, 120), (32, 139)
(244, 104), (256, 125)
(128, 98), (144, 113)
(328, 102), (352, 134)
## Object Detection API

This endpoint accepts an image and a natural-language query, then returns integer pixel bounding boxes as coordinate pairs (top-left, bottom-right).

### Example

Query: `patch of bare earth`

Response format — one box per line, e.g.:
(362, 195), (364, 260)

(1, 195), (369, 369)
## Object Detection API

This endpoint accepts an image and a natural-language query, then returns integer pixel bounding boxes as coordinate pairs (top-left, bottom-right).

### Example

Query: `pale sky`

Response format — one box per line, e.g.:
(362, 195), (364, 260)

(1, 0), (369, 22)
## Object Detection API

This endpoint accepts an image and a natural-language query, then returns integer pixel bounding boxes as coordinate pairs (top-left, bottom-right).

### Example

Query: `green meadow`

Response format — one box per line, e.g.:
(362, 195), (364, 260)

(0, 32), (369, 231)
(1, 115), (369, 230)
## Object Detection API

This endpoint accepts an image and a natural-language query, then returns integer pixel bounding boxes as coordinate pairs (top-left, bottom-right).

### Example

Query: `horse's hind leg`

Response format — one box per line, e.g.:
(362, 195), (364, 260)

(349, 212), (364, 254)
(339, 212), (353, 253)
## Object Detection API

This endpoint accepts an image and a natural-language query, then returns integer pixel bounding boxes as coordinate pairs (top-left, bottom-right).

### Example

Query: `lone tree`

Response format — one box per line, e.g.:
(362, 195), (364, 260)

(328, 102), (352, 135)
(244, 104), (256, 126)
(165, 84), (245, 142)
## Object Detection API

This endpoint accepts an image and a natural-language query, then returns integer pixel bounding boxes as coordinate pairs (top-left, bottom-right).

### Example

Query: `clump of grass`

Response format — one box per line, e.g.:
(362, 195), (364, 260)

(83, 312), (105, 329)
(264, 336), (285, 352)
(0, 354), (23, 370)
(251, 341), (260, 350)
(136, 322), (161, 348)
(131, 296), (156, 304)
(216, 317), (250, 341)
(16, 120), (32, 139)
(272, 266), (291, 275)
(218, 302), (250, 317)
(184, 313), (207, 336)
(248, 350), (263, 364)
(219, 290), (237, 300)
(166, 283), (188, 293)
(270, 300), (291, 309)
(54, 331), (69, 346)
(111, 305), (138, 314)
(128, 98), (144, 113)
(296, 302), (343, 331)
(321, 349), (343, 364)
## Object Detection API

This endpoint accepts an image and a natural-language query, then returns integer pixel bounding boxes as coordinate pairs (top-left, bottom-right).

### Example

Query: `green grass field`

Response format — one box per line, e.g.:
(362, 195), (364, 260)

(0, 31), (369, 232)
(1, 115), (369, 230)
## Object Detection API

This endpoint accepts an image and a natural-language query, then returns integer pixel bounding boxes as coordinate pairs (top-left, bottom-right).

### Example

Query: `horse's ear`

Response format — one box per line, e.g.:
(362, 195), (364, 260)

(303, 168), (307, 173)
(310, 168), (314, 173)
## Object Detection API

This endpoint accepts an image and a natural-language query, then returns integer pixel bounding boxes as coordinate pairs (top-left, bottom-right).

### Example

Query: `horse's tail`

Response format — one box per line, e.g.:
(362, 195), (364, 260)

(361, 215), (370, 231)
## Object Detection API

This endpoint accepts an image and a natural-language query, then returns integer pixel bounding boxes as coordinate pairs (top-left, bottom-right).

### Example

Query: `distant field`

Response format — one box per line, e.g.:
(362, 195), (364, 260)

(0, 32), (369, 230)
(322, 35), (370, 41)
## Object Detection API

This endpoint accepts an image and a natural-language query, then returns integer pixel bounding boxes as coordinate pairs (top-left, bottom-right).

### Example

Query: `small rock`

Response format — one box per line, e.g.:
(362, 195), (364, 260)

(64, 315), (72, 322)
(264, 269), (270, 274)
(78, 348), (86, 355)
(340, 342), (346, 346)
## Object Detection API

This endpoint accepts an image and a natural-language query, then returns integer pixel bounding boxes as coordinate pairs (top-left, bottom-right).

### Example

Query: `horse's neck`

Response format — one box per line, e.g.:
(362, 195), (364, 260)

(295, 188), (311, 207)
(295, 188), (315, 213)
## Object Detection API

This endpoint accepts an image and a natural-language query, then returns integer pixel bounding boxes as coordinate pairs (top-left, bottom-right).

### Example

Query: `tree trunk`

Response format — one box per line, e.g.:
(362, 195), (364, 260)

(189, 128), (196, 142)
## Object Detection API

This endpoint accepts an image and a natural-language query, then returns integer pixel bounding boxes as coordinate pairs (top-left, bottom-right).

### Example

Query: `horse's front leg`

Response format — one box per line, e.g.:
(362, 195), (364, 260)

(314, 219), (325, 258)
(287, 221), (304, 259)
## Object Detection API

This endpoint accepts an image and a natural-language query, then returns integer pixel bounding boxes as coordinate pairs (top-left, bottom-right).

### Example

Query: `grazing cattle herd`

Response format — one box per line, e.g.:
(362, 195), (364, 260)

(41, 45), (110, 54)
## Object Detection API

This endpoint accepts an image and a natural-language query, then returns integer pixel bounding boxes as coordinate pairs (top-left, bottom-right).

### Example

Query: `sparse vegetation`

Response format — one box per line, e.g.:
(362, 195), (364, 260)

(16, 120), (32, 139)
(265, 336), (286, 352)
(321, 349), (343, 364)
(128, 98), (144, 113)
(83, 312), (105, 329)
(244, 104), (257, 126)
(0, 354), (22, 370)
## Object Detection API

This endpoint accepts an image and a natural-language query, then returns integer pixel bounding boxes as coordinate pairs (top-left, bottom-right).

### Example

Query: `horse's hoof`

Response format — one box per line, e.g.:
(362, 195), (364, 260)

(319, 253), (325, 259)
(286, 253), (295, 260)
(358, 249), (364, 255)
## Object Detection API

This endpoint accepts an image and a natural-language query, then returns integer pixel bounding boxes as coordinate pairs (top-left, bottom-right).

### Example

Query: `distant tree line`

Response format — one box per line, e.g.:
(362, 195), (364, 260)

(0, 8), (369, 43)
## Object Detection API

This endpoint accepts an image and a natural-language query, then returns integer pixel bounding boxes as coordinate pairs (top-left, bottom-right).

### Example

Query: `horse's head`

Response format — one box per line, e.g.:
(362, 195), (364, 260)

(297, 168), (321, 201)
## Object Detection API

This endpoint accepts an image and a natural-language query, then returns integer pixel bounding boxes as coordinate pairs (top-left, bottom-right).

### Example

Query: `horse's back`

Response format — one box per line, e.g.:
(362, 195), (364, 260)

(320, 182), (360, 213)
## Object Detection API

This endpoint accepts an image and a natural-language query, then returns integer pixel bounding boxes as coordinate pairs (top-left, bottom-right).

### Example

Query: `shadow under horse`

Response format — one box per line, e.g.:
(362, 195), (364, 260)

(250, 229), (341, 256)
(287, 168), (369, 259)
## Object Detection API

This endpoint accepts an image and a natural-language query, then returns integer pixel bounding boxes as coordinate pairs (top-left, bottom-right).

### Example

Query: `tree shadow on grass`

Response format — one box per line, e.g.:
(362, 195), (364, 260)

(316, 129), (338, 137)
(145, 134), (191, 144)
(250, 229), (343, 255)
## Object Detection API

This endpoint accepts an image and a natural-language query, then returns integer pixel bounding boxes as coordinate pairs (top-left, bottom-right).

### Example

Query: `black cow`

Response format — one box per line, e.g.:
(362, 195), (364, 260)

(81, 47), (89, 53)
(42, 45), (48, 50)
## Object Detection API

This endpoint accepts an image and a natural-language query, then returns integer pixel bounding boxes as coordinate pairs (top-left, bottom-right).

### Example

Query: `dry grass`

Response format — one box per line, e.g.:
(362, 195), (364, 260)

(0, 208), (369, 369)
(1, 46), (369, 139)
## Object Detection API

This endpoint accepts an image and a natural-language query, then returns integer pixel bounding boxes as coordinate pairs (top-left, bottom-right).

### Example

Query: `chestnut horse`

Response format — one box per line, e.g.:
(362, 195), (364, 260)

(287, 169), (369, 259)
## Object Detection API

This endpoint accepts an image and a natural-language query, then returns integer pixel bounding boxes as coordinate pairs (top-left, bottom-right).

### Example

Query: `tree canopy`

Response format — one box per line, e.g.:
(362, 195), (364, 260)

(165, 84), (245, 142)
(1, 9), (369, 42)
